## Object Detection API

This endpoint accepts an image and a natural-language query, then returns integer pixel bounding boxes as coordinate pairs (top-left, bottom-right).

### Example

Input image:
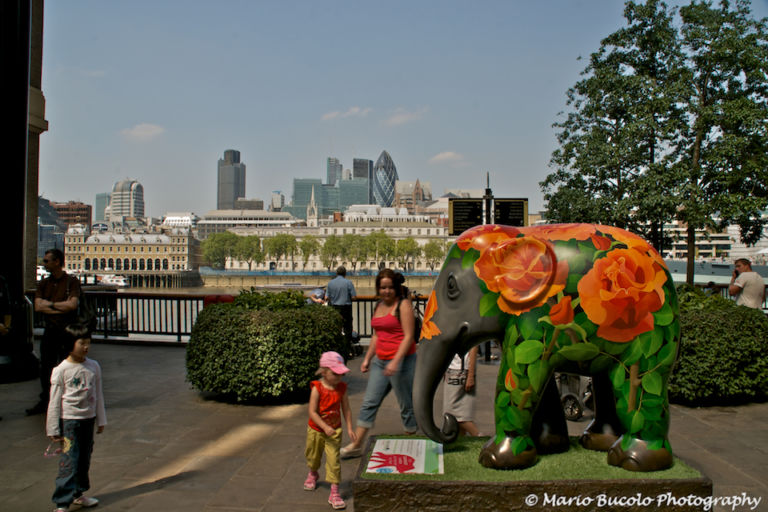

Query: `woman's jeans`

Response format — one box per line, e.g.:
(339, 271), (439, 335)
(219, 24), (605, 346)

(357, 353), (417, 432)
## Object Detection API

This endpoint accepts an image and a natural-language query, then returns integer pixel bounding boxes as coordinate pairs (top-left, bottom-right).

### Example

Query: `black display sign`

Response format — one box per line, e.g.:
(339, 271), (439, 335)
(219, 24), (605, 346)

(449, 198), (484, 236)
(493, 198), (528, 227)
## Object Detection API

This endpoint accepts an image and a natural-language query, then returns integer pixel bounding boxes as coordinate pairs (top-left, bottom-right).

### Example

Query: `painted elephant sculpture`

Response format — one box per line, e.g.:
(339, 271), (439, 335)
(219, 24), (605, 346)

(414, 224), (680, 471)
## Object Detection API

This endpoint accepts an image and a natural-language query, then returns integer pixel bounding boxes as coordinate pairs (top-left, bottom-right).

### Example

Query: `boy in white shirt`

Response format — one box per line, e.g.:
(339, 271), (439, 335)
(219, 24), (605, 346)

(46, 323), (107, 512)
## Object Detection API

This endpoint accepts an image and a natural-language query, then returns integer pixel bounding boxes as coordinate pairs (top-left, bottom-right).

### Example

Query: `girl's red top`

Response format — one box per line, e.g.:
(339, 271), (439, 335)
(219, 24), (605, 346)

(308, 380), (346, 432)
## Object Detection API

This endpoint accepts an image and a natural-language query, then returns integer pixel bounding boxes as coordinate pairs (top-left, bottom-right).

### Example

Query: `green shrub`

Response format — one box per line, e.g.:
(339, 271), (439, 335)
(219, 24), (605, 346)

(668, 285), (768, 405)
(233, 288), (309, 310)
(186, 291), (344, 401)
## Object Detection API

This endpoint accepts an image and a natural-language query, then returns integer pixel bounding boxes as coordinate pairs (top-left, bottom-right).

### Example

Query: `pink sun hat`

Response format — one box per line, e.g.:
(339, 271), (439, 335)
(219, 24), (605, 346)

(319, 351), (350, 374)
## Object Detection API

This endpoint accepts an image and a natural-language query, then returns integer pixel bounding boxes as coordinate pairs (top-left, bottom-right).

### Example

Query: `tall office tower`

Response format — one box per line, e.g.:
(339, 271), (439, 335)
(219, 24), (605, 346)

(217, 149), (246, 210)
(326, 157), (342, 186)
(353, 158), (374, 203)
(94, 192), (110, 222)
(372, 150), (398, 207)
(109, 179), (144, 220)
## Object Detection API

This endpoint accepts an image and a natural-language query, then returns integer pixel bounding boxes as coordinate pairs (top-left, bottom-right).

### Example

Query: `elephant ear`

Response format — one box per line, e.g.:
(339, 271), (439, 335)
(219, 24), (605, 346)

(475, 235), (562, 314)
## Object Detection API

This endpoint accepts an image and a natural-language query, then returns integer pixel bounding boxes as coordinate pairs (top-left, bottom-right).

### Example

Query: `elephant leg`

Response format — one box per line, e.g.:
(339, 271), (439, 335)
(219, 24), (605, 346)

(605, 359), (674, 472)
(530, 377), (569, 454)
(580, 373), (624, 451)
(478, 355), (540, 470)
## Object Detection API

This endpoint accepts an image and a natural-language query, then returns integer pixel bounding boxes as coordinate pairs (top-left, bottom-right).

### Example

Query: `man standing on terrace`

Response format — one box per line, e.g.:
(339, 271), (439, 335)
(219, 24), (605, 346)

(26, 249), (81, 415)
(729, 258), (766, 310)
(326, 266), (356, 360)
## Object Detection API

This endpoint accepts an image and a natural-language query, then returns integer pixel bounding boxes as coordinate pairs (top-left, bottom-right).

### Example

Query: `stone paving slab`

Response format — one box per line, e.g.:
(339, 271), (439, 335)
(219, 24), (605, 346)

(0, 342), (766, 512)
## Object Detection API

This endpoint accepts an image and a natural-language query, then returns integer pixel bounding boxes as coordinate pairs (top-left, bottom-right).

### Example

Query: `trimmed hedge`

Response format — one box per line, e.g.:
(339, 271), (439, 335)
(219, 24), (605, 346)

(186, 290), (344, 401)
(668, 285), (768, 405)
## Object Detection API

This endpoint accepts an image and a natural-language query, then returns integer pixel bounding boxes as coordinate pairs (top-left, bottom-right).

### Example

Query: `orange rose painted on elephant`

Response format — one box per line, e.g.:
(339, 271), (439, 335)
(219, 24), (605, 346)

(529, 223), (597, 242)
(420, 290), (441, 340)
(549, 296), (574, 326)
(597, 225), (666, 267)
(590, 233), (612, 251)
(457, 225), (520, 252)
(475, 236), (568, 315)
(577, 248), (667, 342)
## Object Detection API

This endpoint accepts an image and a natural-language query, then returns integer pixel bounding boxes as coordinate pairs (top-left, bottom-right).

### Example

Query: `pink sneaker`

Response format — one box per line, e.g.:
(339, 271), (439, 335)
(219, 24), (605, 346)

(328, 483), (345, 509)
(303, 470), (319, 491)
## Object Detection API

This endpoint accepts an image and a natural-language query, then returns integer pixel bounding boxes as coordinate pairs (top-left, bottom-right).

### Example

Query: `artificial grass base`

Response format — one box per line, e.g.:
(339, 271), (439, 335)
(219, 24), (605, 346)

(353, 436), (712, 512)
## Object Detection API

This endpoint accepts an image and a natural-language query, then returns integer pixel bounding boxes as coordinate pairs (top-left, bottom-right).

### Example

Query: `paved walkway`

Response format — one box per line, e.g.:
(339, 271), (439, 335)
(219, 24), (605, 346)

(1, 342), (766, 512)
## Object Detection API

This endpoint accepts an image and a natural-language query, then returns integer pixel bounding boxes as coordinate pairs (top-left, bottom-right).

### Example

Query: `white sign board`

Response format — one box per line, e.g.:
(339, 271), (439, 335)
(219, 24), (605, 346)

(365, 438), (444, 475)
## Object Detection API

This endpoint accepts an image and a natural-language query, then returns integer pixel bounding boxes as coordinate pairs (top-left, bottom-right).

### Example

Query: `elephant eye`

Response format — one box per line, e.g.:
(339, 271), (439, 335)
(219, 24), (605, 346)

(447, 274), (460, 300)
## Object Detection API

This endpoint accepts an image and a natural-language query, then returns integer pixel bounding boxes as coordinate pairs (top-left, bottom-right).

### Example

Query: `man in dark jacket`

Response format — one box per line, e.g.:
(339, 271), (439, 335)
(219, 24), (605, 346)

(26, 249), (81, 415)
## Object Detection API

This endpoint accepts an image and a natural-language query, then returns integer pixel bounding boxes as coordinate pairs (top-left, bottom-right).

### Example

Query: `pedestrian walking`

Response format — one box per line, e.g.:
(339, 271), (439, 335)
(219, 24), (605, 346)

(304, 351), (356, 510)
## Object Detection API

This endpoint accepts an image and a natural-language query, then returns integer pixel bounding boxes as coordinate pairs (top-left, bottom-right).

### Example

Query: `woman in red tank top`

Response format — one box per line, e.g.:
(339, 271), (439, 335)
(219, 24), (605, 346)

(340, 269), (418, 459)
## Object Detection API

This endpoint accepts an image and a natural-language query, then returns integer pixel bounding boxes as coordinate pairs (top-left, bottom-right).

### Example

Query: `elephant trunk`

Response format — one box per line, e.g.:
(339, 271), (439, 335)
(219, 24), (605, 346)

(413, 334), (461, 445)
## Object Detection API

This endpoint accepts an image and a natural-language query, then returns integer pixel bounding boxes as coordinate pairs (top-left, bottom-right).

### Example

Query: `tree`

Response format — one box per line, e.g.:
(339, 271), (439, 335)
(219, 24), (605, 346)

(264, 234), (297, 270)
(395, 237), (421, 270)
(233, 235), (263, 271)
(341, 234), (368, 272)
(366, 231), (395, 267)
(422, 240), (447, 272)
(201, 232), (238, 269)
(541, 0), (768, 284)
(320, 235), (343, 271)
(541, 0), (685, 251)
(676, 0), (768, 283)
(298, 235), (320, 271)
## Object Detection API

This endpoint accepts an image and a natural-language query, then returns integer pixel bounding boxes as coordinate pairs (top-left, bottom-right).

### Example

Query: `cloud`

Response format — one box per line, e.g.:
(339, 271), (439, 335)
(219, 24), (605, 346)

(384, 107), (428, 126)
(321, 106), (372, 121)
(121, 123), (165, 141)
(429, 151), (465, 165)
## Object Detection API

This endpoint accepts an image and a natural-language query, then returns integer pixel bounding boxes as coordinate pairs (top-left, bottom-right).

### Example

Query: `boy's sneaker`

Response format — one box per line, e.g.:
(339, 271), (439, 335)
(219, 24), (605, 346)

(303, 470), (319, 491)
(73, 496), (99, 507)
(328, 484), (346, 509)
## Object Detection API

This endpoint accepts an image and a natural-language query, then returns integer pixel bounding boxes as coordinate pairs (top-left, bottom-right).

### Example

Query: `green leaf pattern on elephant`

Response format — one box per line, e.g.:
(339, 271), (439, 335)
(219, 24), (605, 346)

(565, 273), (581, 295)
(630, 410), (645, 434)
(639, 329), (664, 358)
(515, 340), (545, 365)
(527, 360), (550, 393)
(510, 435), (535, 456)
(446, 244), (462, 263)
(519, 307), (548, 340)
(641, 371), (663, 396)
(611, 364), (626, 390)
(657, 343), (676, 367)
(621, 338), (644, 365)
(557, 343), (600, 361)
(589, 354), (613, 374)
(461, 248), (479, 270)
(479, 291), (502, 317)
(504, 405), (526, 431)
(653, 303), (675, 326)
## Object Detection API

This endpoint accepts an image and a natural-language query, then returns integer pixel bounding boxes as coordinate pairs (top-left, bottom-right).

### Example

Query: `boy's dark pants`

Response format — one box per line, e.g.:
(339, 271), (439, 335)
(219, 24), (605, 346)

(52, 417), (95, 507)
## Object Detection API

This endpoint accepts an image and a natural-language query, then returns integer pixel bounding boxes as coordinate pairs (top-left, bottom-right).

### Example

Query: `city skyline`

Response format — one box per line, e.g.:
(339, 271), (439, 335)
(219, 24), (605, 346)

(37, 1), (768, 218)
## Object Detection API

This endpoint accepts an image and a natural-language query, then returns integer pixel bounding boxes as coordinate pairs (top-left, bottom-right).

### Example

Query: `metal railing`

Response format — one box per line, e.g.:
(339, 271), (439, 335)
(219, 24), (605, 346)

(30, 290), (429, 344)
(32, 284), (762, 344)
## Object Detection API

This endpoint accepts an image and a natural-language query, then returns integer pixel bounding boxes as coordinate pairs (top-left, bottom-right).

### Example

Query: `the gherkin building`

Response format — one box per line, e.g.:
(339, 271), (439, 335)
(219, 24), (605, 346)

(373, 150), (398, 207)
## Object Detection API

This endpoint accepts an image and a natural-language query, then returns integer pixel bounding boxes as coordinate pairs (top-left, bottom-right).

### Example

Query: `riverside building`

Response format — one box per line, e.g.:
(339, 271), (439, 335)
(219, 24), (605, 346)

(64, 224), (201, 273)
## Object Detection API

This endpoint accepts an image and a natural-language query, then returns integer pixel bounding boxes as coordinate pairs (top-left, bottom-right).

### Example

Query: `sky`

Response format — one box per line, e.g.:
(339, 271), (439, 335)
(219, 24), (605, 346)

(39, 0), (768, 218)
